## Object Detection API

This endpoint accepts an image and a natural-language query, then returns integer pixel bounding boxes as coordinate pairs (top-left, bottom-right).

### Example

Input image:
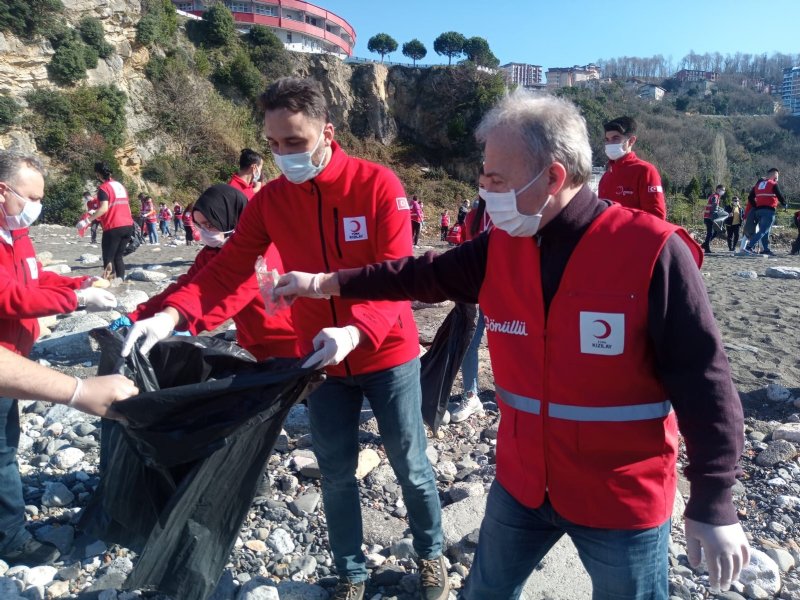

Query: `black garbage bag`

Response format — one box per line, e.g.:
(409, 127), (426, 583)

(419, 302), (478, 433)
(80, 329), (320, 600)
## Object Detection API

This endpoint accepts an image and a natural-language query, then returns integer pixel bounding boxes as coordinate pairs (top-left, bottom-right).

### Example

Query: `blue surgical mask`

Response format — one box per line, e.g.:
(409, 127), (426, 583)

(2, 186), (42, 230)
(272, 130), (327, 184)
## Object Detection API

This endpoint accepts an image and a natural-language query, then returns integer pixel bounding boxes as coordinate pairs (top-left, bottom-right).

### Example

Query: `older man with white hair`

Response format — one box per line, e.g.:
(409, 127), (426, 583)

(274, 90), (750, 599)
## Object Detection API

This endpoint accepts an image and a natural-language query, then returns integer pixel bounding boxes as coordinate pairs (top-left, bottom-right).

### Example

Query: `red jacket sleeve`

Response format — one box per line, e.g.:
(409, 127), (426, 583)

(347, 170), (414, 351)
(0, 264), (78, 318)
(639, 164), (667, 220)
(38, 269), (88, 290)
(163, 200), (273, 330)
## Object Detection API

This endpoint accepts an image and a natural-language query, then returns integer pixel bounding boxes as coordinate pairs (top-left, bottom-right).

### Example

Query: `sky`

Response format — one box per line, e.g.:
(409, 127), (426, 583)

(319, 0), (799, 69)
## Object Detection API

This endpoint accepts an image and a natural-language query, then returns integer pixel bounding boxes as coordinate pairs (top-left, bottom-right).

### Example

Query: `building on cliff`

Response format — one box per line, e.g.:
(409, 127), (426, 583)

(173, 0), (355, 58)
(545, 64), (600, 88)
(782, 66), (800, 116)
(499, 63), (544, 88)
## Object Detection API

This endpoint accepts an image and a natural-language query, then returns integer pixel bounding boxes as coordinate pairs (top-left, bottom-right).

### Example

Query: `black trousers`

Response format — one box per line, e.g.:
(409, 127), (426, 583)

(726, 224), (741, 250)
(411, 220), (421, 245)
(101, 225), (133, 279)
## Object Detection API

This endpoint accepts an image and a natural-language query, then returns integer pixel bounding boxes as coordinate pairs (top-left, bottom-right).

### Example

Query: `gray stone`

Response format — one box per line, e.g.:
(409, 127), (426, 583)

(441, 494), (487, 548)
(448, 482), (485, 502)
(52, 447), (84, 470)
(283, 405), (311, 436)
(767, 383), (792, 402)
(765, 547), (796, 573)
(22, 586), (44, 600)
(390, 537), (417, 560)
(115, 290), (149, 313)
(25, 566), (56, 588)
(41, 482), (74, 507)
(0, 578), (21, 598)
(127, 269), (168, 282)
(35, 524), (74, 554)
(236, 577), (278, 600)
(765, 266), (800, 279)
(266, 528), (295, 554)
(756, 439), (798, 466)
(77, 254), (101, 264)
(740, 548), (781, 595)
(35, 314), (108, 358)
(744, 582), (771, 599)
(372, 564), (406, 586)
(289, 555), (317, 579)
(42, 264), (71, 275)
(733, 271), (758, 279)
(290, 492), (320, 516)
(361, 506), (408, 547)
(276, 581), (327, 600)
(774, 423), (800, 443)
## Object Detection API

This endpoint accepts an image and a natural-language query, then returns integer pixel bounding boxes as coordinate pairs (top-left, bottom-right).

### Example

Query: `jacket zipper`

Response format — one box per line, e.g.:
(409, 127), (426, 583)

(332, 207), (343, 259)
(313, 181), (352, 376)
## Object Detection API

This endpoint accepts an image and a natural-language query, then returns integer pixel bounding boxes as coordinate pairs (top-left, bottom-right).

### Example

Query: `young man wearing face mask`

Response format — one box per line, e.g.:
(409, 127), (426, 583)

(597, 116), (667, 220)
(121, 77), (448, 600)
(228, 148), (264, 201)
(273, 91), (750, 600)
(113, 184), (298, 362)
(0, 151), (119, 567)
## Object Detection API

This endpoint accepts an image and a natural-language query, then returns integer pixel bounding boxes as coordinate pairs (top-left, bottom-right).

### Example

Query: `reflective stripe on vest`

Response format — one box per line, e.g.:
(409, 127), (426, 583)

(549, 400), (672, 422)
(496, 385), (541, 415)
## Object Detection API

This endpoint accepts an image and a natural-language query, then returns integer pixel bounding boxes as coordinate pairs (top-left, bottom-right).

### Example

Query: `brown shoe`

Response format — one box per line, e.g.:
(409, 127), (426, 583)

(331, 580), (365, 600)
(419, 555), (450, 600)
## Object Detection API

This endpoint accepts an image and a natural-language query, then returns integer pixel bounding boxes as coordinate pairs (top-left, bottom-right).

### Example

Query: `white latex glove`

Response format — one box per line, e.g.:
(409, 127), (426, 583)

(302, 326), (361, 369)
(74, 288), (117, 311)
(684, 517), (750, 593)
(121, 312), (176, 357)
(70, 375), (139, 421)
(77, 219), (90, 230)
(274, 272), (331, 304)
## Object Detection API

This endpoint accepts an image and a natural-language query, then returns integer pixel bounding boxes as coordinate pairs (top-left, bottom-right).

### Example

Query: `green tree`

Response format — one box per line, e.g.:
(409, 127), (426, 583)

(41, 173), (85, 225)
(247, 24), (282, 49)
(0, 96), (20, 132)
(0, 0), (64, 39)
(463, 36), (498, 67)
(367, 33), (398, 63)
(685, 176), (701, 200)
(433, 31), (466, 65)
(47, 38), (91, 85)
(78, 17), (113, 58)
(202, 4), (236, 47)
(402, 39), (427, 66)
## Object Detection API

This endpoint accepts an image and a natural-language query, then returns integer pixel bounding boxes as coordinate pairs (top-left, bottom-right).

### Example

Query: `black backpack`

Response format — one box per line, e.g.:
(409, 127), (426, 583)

(123, 227), (145, 256)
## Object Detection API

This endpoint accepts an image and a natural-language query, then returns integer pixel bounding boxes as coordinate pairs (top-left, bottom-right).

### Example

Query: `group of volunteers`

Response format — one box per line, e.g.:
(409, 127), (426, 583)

(1, 75), (753, 600)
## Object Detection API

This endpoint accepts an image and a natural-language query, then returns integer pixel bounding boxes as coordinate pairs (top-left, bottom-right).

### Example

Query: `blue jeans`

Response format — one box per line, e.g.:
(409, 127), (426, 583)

(0, 398), (30, 555)
(146, 221), (158, 244)
(159, 220), (170, 236)
(462, 481), (670, 600)
(748, 208), (776, 252)
(308, 358), (442, 583)
(460, 308), (485, 396)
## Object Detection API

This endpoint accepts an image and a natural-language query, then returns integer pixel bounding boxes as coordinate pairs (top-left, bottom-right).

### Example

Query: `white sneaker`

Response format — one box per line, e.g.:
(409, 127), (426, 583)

(451, 393), (483, 423)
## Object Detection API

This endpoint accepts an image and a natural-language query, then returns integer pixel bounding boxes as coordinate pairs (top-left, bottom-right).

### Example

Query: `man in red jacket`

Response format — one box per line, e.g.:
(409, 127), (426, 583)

(0, 151), (119, 567)
(597, 116), (667, 219)
(122, 78), (448, 600)
(228, 148), (264, 201)
(274, 92), (750, 599)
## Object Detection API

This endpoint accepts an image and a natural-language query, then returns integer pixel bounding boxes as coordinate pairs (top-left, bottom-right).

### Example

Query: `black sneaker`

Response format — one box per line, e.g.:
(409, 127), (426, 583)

(331, 580), (365, 600)
(419, 555), (450, 600)
(1, 538), (60, 567)
(761, 249), (775, 256)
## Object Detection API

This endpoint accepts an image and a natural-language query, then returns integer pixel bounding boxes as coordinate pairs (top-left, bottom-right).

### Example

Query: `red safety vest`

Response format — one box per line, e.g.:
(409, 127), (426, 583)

(97, 179), (134, 230)
(754, 179), (779, 208)
(479, 205), (702, 529)
(703, 193), (720, 219)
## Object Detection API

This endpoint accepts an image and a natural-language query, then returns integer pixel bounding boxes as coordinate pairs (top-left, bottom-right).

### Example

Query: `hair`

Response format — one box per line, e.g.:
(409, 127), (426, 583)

(83, 191), (92, 197)
(239, 148), (263, 170)
(716, 184), (725, 190)
(0, 151), (45, 185)
(768, 168), (779, 175)
(94, 161), (113, 180)
(604, 116), (637, 136)
(258, 77), (330, 124)
(476, 90), (592, 186)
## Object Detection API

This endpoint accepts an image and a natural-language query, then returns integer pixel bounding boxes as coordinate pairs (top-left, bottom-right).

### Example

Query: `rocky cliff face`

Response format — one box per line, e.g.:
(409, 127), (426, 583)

(1, 4), (490, 184)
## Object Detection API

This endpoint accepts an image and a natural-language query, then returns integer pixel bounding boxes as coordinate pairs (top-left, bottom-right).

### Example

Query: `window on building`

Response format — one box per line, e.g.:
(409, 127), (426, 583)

(254, 4), (276, 16)
(226, 2), (251, 13)
(177, 2), (194, 10)
(305, 16), (319, 27)
(286, 32), (292, 43)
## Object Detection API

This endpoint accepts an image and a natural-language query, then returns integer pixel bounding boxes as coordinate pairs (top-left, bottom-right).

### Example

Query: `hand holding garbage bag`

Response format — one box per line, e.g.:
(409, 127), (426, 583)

(302, 325), (361, 368)
(70, 375), (138, 420)
(121, 311), (176, 356)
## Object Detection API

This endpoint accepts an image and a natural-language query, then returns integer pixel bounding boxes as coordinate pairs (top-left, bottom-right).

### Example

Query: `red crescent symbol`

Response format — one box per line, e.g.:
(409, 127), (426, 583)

(593, 319), (612, 339)
(350, 220), (361, 233)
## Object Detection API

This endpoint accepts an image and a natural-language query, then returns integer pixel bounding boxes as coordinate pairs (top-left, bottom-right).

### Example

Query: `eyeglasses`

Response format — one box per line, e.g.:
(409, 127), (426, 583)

(3, 184), (38, 204)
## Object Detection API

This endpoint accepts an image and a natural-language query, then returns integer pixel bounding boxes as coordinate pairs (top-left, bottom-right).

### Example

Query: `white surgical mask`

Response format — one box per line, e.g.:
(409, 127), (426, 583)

(198, 227), (232, 248)
(272, 130), (327, 184)
(478, 166), (551, 237)
(604, 142), (628, 161)
(2, 187), (43, 230)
